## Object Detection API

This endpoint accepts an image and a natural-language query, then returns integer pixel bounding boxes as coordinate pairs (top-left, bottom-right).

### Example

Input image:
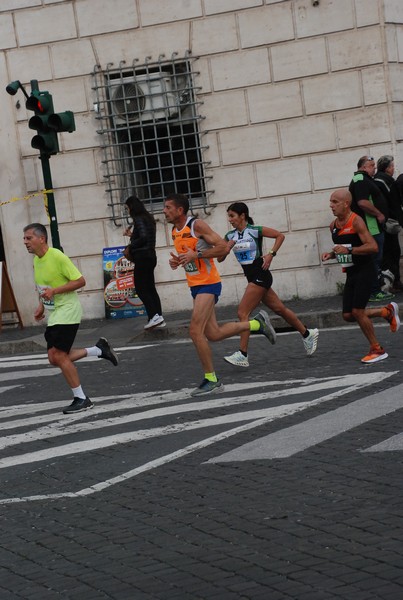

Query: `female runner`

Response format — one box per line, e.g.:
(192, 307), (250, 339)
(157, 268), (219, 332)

(219, 202), (319, 367)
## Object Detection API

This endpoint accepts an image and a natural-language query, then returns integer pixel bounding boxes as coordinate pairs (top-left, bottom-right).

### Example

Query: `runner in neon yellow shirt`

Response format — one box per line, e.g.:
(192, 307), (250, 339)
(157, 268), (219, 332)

(24, 223), (119, 414)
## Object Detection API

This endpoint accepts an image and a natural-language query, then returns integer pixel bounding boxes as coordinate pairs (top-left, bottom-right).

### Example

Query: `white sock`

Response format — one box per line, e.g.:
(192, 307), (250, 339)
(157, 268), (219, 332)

(72, 385), (86, 399)
(85, 346), (102, 357)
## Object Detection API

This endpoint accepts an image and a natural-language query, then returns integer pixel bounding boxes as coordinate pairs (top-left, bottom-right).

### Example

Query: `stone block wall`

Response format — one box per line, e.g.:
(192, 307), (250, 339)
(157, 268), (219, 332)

(0, 0), (402, 323)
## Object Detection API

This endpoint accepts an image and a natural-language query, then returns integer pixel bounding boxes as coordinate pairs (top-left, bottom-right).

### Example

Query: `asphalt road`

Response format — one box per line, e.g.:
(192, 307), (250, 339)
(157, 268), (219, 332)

(0, 324), (402, 599)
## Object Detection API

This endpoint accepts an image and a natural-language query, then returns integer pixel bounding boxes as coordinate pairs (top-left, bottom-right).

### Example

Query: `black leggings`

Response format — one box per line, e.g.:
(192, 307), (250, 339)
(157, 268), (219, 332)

(382, 232), (401, 283)
(133, 254), (162, 319)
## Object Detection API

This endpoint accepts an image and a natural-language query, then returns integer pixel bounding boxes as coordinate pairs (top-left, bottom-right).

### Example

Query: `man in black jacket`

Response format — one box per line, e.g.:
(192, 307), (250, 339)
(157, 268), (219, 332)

(374, 155), (403, 292)
(349, 155), (393, 302)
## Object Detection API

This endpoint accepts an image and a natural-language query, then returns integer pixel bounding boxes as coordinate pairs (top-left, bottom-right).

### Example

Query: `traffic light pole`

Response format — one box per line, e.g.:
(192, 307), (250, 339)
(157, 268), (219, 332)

(6, 78), (75, 252)
(39, 154), (62, 251)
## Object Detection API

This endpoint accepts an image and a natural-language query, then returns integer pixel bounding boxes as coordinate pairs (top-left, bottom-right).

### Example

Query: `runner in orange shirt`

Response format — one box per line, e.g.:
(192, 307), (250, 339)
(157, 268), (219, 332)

(164, 193), (276, 396)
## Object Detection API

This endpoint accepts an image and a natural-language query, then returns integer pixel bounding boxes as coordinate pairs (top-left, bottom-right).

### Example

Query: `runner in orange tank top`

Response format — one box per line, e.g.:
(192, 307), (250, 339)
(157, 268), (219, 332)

(164, 193), (277, 396)
(322, 188), (400, 364)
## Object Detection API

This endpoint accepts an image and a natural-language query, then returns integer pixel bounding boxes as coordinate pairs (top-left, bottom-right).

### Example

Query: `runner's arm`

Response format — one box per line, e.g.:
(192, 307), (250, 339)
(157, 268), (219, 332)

(261, 227), (285, 269)
(40, 276), (86, 301)
(178, 220), (228, 266)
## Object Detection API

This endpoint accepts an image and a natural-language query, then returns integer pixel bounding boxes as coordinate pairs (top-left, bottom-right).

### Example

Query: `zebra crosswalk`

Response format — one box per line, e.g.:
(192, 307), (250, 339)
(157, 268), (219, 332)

(0, 353), (400, 504)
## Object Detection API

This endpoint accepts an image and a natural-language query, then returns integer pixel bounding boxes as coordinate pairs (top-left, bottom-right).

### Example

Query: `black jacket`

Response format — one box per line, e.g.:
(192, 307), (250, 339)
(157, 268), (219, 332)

(127, 216), (157, 259)
(373, 171), (394, 205)
(349, 170), (388, 233)
(388, 174), (403, 226)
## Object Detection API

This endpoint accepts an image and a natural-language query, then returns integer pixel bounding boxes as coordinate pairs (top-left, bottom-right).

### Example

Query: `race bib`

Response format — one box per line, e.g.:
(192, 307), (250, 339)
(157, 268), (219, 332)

(233, 241), (254, 264)
(335, 244), (353, 268)
(184, 260), (199, 274)
(37, 285), (55, 310)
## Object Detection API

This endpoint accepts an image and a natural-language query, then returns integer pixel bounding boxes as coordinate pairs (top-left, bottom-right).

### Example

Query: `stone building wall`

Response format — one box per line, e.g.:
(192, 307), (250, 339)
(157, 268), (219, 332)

(0, 0), (402, 323)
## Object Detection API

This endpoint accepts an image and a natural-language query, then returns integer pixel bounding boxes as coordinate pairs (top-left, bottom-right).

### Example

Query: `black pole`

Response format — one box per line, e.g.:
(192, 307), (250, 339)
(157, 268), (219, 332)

(39, 154), (62, 251)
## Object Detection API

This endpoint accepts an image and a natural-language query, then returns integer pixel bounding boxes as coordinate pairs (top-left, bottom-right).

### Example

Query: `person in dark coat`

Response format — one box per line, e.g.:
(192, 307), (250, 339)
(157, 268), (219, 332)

(374, 155), (403, 292)
(124, 196), (165, 329)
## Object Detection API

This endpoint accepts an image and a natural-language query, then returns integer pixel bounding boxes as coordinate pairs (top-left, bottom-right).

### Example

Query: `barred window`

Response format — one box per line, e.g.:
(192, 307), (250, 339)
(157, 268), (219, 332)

(92, 52), (212, 224)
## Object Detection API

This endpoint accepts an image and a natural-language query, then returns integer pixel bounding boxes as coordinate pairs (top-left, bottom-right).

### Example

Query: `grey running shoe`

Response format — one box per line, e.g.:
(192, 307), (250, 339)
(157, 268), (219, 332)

(224, 350), (249, 368)
(96, 337), (118, 366)
(63, 397), (93, 415)
(303, 328), (319, 356)
(190, 378), (224, 396)
(252, 310), (276, 344)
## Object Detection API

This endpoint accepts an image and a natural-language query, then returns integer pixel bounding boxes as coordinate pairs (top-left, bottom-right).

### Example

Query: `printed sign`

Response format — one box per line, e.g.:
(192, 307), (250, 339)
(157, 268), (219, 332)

(102, 246), (145, 320)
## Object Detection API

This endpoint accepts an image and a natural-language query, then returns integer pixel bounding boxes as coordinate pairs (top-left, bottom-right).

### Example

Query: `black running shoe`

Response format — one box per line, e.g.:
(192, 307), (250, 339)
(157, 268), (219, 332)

(62, 397), (93, 415)
(95, 337), (118, 366)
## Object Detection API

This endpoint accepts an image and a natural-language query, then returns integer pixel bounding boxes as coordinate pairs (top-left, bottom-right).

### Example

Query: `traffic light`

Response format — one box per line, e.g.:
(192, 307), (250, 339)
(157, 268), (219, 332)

(26, 90), (59, 156)
(6, 79), (76, 251)
(48, 110), (76, 133)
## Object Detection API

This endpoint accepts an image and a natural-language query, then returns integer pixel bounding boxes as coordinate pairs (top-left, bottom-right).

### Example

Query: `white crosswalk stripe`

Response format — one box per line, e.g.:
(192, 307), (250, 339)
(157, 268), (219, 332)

(0, 354), (399, 504)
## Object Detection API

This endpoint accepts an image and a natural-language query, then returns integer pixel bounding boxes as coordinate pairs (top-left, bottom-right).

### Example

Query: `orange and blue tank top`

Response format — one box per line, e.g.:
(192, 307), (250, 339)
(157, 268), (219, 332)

(172, 217), (221, 287)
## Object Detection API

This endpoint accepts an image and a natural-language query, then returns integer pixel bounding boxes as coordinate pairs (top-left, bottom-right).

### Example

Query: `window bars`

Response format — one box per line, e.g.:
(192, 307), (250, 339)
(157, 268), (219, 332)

(92, 52), (212, 225)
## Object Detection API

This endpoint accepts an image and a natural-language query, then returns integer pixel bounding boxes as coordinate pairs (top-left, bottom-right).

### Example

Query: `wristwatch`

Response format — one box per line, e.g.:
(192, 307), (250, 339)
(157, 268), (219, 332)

(269, 250), (277, 257)
(197, 250), (203, 258)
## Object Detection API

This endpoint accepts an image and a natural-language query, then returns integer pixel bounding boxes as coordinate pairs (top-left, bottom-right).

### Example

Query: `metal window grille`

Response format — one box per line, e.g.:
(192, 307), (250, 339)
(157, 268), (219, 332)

(92, 52), (212, 225)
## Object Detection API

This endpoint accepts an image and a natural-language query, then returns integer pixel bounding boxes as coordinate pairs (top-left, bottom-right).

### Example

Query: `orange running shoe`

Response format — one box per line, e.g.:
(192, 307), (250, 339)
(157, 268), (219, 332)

(361, 346), (388, 364)
(385, 302), (400, 333)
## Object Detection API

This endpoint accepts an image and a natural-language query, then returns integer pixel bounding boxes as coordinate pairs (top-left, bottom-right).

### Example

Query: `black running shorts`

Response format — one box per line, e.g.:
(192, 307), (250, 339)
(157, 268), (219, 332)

(342, 262), (376, 313)
(44, 323), (80, 353)
(243, 259), (273, 289)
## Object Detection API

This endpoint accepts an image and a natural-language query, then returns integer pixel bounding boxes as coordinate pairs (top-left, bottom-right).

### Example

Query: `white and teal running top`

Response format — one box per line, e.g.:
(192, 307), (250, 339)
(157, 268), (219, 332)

(225, 224), (263, 265)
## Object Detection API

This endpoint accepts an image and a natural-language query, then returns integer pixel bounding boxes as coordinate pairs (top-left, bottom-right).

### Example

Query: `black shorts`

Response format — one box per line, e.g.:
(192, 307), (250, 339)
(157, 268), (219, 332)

(342, 262), (376, 313)
(45, 324), (80, 353)
(243, 259), (273, 289)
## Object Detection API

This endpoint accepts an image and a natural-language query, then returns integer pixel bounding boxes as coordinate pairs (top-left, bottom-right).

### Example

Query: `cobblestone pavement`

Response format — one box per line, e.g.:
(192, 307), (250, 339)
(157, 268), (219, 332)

(0, 309), (402, 599)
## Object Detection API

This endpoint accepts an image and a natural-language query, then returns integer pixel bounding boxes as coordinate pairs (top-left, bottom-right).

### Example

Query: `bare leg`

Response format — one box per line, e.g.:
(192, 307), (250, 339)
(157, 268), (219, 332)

(235, 284), (266, 353)
(68, 348), (87, 362)
(346, 309), (380, 347)
(364, 307), (384, 319)
(188, 294), (216, 373)
(189, 293), (253, 373)
(263, 288), (306, 335)
(48, 347), (82, 388)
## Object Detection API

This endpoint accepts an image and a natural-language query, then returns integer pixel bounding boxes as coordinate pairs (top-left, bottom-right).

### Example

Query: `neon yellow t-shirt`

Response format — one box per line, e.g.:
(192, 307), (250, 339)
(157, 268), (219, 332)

(33, 247), (83, 326)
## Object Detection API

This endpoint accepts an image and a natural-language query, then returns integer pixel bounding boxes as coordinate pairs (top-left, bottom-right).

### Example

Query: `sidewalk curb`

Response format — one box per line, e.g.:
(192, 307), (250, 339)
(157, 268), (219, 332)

(0, 339), (46, 356)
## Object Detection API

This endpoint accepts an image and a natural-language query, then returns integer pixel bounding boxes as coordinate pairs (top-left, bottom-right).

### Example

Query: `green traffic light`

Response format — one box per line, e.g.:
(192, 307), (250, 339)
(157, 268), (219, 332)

(48, 110), (76, 133)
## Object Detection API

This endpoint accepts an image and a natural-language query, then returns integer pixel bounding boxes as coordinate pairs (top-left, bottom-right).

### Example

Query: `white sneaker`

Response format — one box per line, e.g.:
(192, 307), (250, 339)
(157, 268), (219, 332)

(303, 328), (319, 356)
(224, 350), (249, 368)
(144, 314), (165, 330)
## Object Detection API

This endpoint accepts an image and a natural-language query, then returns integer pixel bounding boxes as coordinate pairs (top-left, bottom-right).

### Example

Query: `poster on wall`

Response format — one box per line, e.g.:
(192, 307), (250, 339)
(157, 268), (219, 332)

(103, 246), (145, 320)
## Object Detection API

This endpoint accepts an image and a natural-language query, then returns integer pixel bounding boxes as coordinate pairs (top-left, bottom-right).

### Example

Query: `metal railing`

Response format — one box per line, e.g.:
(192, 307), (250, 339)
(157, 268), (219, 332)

(92, 52), (212, 225)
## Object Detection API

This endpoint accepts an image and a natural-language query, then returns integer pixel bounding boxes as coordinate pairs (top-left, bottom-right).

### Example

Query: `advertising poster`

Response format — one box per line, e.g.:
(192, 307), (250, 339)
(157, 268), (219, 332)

(103, 246), (145, 320)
